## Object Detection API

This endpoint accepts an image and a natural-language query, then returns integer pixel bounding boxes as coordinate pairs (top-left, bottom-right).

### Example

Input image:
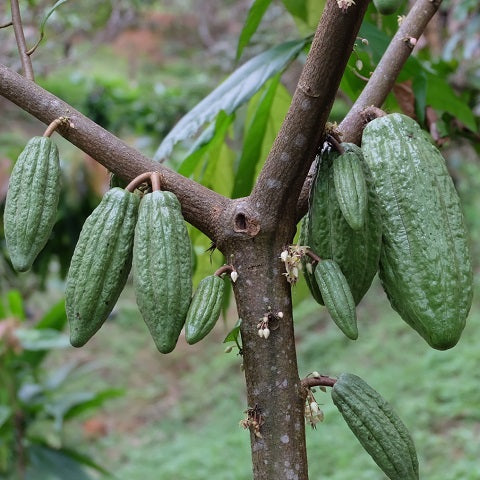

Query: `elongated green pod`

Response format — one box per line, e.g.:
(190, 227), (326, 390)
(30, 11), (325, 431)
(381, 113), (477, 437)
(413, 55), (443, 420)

(314, 260), (358, 340)
(4, 137), (61, 272)
(333, 144), (368, 230)
(332, 373), (419, 480)
(308, 146), (382, 305)
(133, 190), (192, 354)
(66, 188), (140, 347)
(299, 215), (324, 305)
(362, 113), (473, 349)
(185, 274), (225, 344)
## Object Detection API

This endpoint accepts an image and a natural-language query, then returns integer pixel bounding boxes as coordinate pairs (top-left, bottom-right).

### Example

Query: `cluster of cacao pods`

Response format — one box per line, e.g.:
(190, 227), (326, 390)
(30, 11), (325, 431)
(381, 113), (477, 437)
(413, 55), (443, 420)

(302, 113), (473, 351)
(64, 172), (228, 352)
(4, 133), (227, 351)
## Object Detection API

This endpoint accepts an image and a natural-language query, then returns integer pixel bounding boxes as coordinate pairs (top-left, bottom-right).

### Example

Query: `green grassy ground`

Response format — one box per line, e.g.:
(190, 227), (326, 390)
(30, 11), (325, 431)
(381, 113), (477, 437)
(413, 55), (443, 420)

(52, 277), (480, 480)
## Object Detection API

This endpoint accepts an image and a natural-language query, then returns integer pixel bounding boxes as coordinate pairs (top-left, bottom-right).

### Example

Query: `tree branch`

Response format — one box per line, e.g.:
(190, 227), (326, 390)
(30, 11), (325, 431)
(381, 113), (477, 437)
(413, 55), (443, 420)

(10, 0), (34, 81)
(296, 0), (444, 219)
(339, 0), (444, 144)
(250, 0), (369, 238)
(0, 64), (229, 241)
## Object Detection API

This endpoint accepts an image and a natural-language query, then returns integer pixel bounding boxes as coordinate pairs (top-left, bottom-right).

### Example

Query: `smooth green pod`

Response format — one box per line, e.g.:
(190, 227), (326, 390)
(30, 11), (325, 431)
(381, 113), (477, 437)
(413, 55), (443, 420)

(66, 188), (140, 347)
(4, 137), (61, 272)
(333, 144), (368, 230)
(314, 260), (358, 340)
(185, 274), (225, 344)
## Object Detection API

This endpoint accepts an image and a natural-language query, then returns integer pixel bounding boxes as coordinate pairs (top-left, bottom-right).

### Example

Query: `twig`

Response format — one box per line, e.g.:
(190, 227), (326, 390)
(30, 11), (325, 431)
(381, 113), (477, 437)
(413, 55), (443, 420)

(10, 0), (34, 81)
(0, 20), (13, 28)
(339, 0), (444, 144)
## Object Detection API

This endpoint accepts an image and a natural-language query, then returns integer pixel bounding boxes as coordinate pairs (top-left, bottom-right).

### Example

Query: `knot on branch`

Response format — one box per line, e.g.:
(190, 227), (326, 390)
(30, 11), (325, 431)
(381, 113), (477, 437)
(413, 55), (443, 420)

(233, 203), (260, 237)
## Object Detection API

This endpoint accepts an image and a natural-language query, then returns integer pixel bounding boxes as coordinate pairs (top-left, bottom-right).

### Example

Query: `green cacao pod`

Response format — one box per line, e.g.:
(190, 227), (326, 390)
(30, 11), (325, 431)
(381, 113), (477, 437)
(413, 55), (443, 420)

(314, 260), (358, 340)
(299, 215), (324, 305)
(66, 188), (139, 347)
(373, 0), (402, 15)
(133, 190), (192, 353)
(333, 144), (368, 230)
(185, 274), (225, 344)
(332, 373), (419, 480)
(307, 145), (382, 305)
(4, 137), (60, 272)
(362, 113), (473, 350)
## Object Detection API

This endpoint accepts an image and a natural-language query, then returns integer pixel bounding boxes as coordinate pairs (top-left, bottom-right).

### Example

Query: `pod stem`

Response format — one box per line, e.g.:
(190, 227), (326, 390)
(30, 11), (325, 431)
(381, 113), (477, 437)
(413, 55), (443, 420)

(327, 134), (345, 154)
(305, 248), (322, 264)
(43, 116), (72, 138)
(361, 106), (387, 124)
(125, 171), (163, 193)
(301, 374), (337, 390)
(214, 264), (235, 277)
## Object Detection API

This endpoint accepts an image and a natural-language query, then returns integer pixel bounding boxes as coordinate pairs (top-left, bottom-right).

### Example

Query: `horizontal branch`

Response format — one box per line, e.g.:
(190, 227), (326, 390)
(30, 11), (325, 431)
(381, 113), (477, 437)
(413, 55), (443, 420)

(0, 64), (229, 241)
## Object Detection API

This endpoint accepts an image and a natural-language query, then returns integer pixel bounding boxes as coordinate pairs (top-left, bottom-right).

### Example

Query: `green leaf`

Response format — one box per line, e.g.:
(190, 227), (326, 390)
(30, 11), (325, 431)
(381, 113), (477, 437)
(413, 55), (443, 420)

(43, 361), (81, 391)
(0, 405), (12, 429)
(425, 73), (477, 132)
(282, 0), (309, 22)
(154, 38), (309, 160)
(45, 389), (123, 430)
(6, 290), (25, 320)
(15, 328), (70, 351)
(178, 111), (234, 177)
(35, 299), (67, 331)
(224, 318), (242, 343)
(232, 75), (280, 198)
(236, 0), (273, 60)
(412, 73), (427, 124)
(39, 0), (71, 40)
(26, 443), (96, 480)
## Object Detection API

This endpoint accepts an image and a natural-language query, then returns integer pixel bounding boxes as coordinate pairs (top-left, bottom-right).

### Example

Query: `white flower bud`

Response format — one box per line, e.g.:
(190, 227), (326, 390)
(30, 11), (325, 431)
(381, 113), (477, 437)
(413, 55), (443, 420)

(312, 371), (320, 378)
(224, 345), (234, 353)
(310, 402), (319, 415)
(292, 266), (299, 278)
(277, 311), (284, 319)
(258, 328), (264, 338)
(280, 250), (289, 262)
(306, 262), (313, 274)
(355, 59), (363, 71)
(263, 328), (270, 339)
(230, 270), (238, 282)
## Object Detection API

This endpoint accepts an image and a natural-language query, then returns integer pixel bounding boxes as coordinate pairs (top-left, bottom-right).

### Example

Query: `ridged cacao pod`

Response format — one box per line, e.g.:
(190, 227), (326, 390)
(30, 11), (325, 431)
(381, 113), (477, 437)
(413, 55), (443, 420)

(362, 113), (473, 350)
(4, 137), (60, 272)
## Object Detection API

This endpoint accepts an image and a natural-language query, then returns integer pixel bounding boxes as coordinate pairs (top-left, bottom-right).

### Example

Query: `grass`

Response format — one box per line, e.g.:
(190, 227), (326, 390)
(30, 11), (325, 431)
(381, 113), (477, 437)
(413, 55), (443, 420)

(47, 276), (480, 480)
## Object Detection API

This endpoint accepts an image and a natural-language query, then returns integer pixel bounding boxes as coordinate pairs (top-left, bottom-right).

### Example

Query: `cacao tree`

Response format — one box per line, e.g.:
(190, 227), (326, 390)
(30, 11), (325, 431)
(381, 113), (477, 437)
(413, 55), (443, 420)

(1, 0), (479, 479)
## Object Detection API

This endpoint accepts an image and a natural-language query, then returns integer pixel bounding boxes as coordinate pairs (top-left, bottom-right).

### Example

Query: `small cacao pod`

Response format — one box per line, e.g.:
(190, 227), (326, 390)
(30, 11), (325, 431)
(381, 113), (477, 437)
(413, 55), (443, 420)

(185, 274), (225, 344)
(66, 188), (140, 347)
(133, 190), (192, 353)
(332, 373), (419, 480)
(314, 259), (358, 340)
(4, 137), (61, 272)
(332, 144), (368, 230)
(362, 113), (473, 350)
